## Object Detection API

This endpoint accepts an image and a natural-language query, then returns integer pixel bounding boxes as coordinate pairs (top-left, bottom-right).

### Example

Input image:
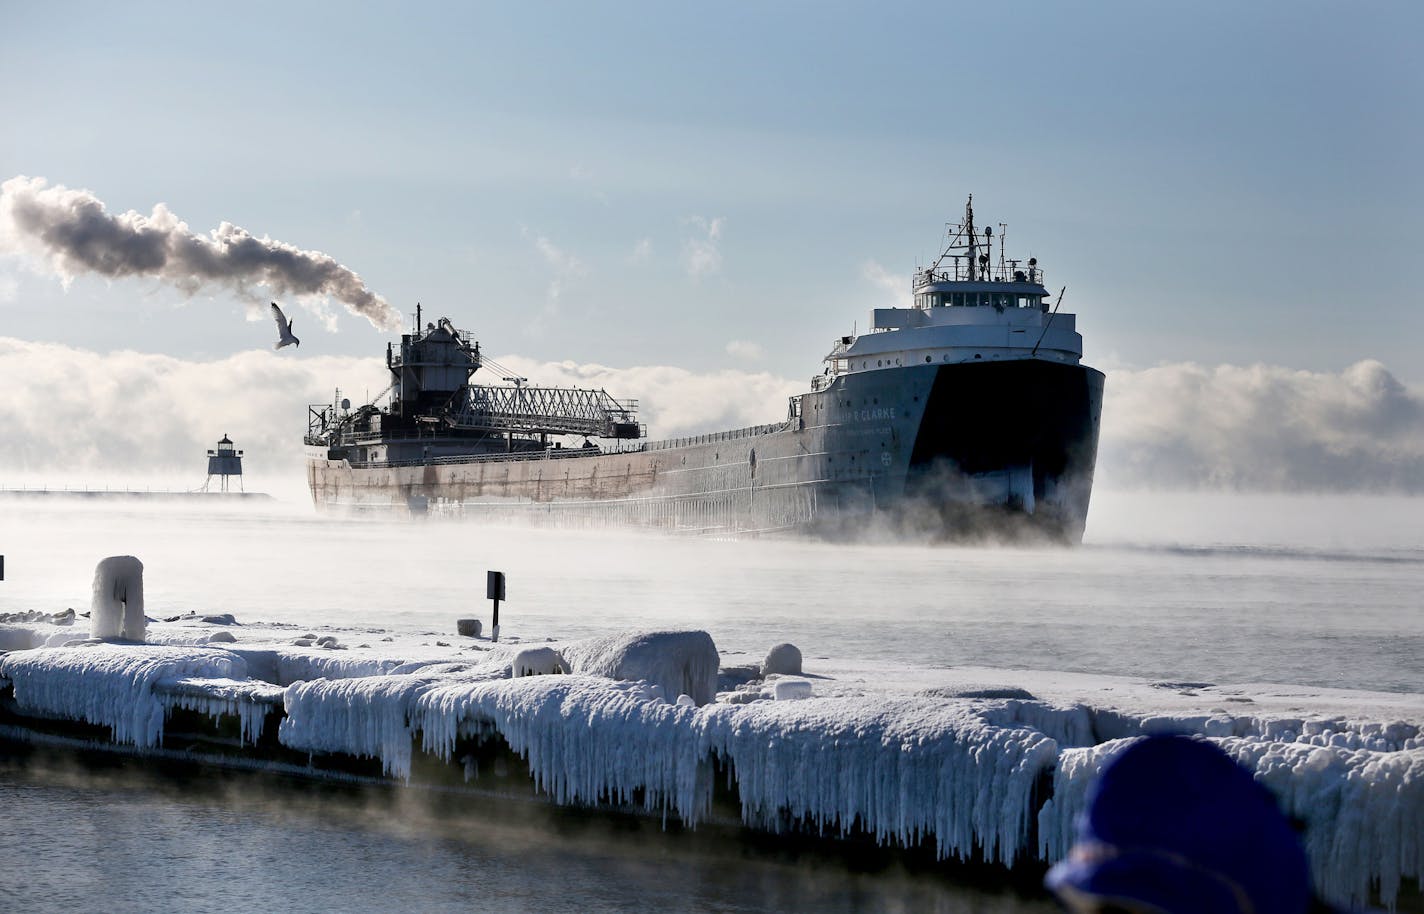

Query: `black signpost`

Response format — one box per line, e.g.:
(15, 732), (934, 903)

(487, 570), (506, 642)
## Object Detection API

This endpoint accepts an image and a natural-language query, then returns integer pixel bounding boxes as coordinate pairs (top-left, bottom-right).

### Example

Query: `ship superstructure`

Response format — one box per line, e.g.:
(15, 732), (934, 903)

(306, 200), (1103, 540)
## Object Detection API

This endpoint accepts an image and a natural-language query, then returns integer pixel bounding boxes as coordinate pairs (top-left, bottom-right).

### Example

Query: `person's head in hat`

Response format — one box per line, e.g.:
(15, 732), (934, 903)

(1045, 734), (1314, 914)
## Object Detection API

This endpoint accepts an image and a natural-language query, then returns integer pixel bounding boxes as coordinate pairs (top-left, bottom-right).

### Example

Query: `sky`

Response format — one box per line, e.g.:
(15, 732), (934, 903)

(1, 1), (1422, 489)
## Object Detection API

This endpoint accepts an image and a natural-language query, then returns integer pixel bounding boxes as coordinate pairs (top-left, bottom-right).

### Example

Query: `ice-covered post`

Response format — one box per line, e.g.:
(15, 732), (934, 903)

(487, 570), (506, 643)
(91, 555), (146, 642)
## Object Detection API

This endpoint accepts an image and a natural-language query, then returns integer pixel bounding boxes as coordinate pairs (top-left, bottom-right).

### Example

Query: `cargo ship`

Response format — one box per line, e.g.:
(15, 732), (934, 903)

(306, 199), (1104, 540)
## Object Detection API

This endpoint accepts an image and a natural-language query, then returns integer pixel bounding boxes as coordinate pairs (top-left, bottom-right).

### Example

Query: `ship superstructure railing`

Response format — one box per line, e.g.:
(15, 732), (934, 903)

(348, 447), (608, 469)
(448, 384), (641, 439)
(337, 421), (790, 468)
(915, 260), (1046, 288)
(643, 422), (787, 451)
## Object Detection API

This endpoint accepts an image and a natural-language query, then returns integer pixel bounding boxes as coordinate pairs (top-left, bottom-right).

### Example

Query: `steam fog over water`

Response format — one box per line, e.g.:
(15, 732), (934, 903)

(2, 490), (1421, 692)
(0, 758), (1052, 914)
(1, 490), (1421, 913)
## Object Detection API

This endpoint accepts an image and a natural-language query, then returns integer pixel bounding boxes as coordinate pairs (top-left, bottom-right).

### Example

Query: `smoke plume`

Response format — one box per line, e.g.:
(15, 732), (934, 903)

(0, 176), (400, 330)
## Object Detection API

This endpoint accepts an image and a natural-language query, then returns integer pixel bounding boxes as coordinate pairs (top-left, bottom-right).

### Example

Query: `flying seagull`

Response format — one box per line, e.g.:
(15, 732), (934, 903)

(270, 302), (300, 349)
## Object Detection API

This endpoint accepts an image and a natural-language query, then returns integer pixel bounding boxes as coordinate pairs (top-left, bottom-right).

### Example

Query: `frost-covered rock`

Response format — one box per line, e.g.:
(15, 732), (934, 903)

(90, 556), (145, 642)
(511, 647), (567, 678)
(0, 624), (42, 652)
(772, 679), (813, 701)
(761, 643), (802, 676)
(561, 631), (719, 706)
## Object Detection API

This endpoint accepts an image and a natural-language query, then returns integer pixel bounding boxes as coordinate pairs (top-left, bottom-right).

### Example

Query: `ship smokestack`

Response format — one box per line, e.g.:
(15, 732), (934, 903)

(0, 175), (400, 331)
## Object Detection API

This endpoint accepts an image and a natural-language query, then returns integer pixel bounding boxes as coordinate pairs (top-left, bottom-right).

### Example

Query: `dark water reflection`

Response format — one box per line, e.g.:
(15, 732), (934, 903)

(0, 756), (1058, 914)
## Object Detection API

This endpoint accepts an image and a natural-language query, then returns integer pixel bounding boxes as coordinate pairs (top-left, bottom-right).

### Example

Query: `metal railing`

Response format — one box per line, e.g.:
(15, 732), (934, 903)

(643, 422), (787, 451)
(916, 260), (1046, 287)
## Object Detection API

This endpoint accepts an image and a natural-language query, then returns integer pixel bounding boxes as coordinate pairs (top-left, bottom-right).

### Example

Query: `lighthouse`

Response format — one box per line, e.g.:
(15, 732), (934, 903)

(204, 434), (244, 493)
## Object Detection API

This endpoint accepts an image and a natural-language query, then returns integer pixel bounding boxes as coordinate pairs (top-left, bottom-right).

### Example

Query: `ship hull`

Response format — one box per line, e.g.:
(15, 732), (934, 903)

(307, 359), (1104, 542)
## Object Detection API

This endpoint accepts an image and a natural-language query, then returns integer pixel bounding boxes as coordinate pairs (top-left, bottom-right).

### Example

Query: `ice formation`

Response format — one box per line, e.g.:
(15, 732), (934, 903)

(281, 662), (506, 776)
(154, 676), (283, 744)
(560, 630), (719, 705)
(0, 619), (1420, 909)
(90, 555), (146, 642)
(700, 697), (1057, 866)
(0, 644), (245, 746)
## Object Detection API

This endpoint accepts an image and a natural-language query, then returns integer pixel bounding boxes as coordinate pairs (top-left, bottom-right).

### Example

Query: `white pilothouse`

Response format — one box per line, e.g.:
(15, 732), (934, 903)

(823, 196), (1083, 384)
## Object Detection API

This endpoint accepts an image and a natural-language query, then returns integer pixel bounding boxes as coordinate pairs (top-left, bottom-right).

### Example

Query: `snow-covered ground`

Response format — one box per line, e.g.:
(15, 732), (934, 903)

(1, 607), (1420, 910)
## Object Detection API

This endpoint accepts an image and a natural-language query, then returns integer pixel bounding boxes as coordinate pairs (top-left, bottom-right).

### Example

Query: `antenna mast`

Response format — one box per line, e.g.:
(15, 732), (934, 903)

(965, 195), (977, 281)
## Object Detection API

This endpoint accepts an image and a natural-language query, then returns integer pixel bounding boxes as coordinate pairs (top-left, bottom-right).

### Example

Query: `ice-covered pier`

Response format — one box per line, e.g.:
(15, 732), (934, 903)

(1, 606), (1421, 910)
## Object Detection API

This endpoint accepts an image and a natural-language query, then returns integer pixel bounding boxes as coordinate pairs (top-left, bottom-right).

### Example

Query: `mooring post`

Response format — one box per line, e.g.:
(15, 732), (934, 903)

(487, 570), (506, 642)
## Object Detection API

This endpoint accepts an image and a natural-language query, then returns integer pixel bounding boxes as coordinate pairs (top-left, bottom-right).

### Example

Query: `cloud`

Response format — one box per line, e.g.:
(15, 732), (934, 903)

(489, 353), (801, 439)
(681, 216), (724, 279)
(628, 237), (652, 264)
(0, 176), (400, 330)
(5, 337), (1418, 495)
(0, 336), (388, 481)
(0, 338), (801, 479)
(521, 227), (585, 305)
(725, 339), (765, 362)
(1099, 359), (1424, 492)
(861, 259), (908, 308)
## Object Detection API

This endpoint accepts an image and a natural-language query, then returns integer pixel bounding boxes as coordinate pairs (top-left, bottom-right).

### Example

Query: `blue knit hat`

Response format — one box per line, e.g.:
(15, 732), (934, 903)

(1045, 735), (1312, 914)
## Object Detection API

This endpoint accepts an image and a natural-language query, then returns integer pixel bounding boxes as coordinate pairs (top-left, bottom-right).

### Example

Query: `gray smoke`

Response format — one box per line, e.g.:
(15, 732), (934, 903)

(0, 175), (400, 330)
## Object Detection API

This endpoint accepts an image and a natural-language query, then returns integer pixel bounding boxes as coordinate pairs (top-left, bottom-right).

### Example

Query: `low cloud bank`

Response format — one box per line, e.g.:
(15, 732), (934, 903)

(2, 338), (1419, 494)
(1100, 360), (1424, 492)
(0, 340), (800, 483)
(0, 337), (386, 484)
(487, 355), (802, 439)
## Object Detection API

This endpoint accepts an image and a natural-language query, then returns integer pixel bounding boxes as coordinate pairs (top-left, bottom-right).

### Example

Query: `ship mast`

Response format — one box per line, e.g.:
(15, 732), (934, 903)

(964, 195), (977, 281)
